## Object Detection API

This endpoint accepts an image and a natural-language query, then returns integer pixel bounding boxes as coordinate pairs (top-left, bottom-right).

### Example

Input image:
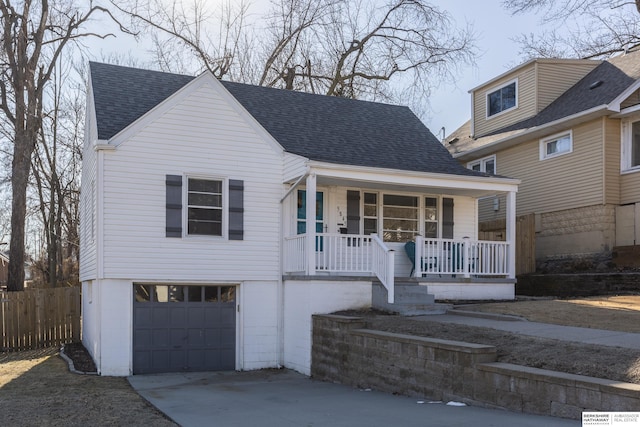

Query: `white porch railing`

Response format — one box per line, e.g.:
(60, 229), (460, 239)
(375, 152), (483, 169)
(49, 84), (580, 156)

(283, 233), (395, 303)
(415, 236), (510, 278)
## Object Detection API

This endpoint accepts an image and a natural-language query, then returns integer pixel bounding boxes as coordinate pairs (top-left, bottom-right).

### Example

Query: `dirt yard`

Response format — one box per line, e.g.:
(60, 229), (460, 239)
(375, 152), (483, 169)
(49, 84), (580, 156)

(0, 348), (176, 426)
(1, 295), (639, 425)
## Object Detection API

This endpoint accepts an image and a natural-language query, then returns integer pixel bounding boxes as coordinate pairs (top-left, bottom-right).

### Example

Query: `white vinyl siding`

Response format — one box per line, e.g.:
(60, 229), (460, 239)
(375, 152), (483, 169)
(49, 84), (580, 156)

(100, 82), (283, 281)
(452, 196), (477, 239)
(283, 153), (307, 183)
(79, 87), (98, 281)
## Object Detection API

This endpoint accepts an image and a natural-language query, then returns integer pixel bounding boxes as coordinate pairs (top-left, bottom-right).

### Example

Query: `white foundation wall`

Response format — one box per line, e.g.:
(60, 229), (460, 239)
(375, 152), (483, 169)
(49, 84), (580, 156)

(81, 281), (100, 367)
(424, 281), (515, 301)
(240, 281), (280, 370)
(283, 280), (372, 375)
(97, 279), (134, 376)
(81, 279), (134, 376)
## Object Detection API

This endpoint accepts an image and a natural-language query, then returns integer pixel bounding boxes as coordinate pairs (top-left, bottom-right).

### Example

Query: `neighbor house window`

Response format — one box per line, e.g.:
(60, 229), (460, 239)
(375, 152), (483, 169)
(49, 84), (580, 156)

(540, 131), (572, 160)
(187, 178), (223, 235)
(622, 119), (640, 171)
(487, 80), (517, 117)
(468, 155), (496, 175)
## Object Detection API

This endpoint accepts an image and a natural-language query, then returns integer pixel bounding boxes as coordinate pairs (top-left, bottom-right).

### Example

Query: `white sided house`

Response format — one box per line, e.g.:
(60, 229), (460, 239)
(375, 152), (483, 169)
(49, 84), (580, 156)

(80, 62), (520, 376)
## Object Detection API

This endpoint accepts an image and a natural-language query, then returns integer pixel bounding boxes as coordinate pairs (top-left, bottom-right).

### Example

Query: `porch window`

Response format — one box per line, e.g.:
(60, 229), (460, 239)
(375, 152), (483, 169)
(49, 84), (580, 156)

(187, 178), (223, 236)
(424, 197), (438, 238)
(363, 192), (378, 235)
(383, 195), (419, 242)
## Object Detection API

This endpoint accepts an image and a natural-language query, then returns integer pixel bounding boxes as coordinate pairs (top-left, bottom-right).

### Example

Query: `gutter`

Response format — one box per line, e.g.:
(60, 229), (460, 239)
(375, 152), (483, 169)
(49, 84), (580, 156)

(453, 104), (611, 161)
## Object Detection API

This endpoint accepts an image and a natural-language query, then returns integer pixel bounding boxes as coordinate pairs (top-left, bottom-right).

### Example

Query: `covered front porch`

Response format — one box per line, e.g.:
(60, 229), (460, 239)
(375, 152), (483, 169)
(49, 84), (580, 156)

(281, 162), (520, 302)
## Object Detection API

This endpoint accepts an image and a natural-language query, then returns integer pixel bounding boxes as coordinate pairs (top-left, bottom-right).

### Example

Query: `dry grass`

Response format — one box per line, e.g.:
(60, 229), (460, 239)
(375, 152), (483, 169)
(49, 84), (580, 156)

(0, 349), (177, 427)
(459, 295), (640, 333)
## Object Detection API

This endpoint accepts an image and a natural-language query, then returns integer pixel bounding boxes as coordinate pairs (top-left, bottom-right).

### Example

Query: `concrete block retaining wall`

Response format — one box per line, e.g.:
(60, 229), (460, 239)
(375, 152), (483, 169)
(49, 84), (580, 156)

(311, 315), (640, 420)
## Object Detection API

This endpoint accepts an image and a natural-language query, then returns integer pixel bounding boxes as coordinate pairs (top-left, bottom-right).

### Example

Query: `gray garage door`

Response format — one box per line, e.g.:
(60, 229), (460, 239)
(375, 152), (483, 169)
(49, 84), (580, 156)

(133, 284), (236, 374)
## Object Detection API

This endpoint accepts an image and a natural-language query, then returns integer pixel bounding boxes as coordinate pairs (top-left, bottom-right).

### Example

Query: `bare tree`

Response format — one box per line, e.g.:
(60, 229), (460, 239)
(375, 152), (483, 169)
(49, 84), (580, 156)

(111, 0), (476, 116)
(30, 55), (84, 288)
(503, 0), (640, 59)
(0, 0), (130, 291)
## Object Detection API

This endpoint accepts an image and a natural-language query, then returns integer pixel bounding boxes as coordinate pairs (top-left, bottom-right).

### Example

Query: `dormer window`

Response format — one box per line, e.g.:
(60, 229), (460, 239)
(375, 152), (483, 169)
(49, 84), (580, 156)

(487, 79), (517, 118)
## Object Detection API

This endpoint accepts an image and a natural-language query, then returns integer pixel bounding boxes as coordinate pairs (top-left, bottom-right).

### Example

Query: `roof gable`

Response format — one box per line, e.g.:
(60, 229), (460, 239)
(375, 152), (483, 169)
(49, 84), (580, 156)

(89, 62), (482, 177)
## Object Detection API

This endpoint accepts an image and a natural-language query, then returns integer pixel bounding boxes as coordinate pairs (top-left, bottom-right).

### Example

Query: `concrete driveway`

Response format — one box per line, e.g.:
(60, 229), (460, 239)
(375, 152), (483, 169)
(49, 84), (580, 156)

(128, 369), (580, 427)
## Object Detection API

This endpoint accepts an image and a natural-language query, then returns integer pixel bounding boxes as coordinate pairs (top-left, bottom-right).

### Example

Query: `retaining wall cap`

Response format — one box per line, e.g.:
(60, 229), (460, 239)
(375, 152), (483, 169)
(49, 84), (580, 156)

(479, 362), (640, 396)
(352, 329), (497, 353)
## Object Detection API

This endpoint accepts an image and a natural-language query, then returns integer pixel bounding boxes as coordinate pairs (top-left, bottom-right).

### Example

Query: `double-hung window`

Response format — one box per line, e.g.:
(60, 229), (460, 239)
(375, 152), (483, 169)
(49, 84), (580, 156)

(382, 195), (419, 242)
(540, 131), (572, 160)
(622, 119), (640, 171)
(187, 178), (223, 236)
(487, 80), (517, 117)
(468, 155), (496, 175)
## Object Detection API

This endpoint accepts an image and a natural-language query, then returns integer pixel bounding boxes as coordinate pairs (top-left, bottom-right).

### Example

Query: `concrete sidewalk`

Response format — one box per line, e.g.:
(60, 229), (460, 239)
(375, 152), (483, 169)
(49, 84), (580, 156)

(129, 369), (579, 427)
(414, 310), (640, 349)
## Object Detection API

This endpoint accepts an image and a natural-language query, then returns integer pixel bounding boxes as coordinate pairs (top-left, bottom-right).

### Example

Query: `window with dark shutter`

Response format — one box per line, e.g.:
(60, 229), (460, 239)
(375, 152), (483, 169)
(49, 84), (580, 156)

(166, 175), (183, 237)
(228, 180), (244, 240)
(442, 198), (454, 239)
(346, 190), (360, 234)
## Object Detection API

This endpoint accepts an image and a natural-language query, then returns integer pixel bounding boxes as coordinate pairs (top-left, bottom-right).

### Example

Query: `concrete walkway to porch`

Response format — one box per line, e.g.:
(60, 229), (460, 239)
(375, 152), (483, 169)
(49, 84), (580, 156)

(413, 309), (640, 350)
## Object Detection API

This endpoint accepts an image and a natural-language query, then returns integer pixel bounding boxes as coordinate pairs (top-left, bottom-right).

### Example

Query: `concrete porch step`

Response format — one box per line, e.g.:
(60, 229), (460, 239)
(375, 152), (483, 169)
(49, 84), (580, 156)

(371, 281), (452, 316)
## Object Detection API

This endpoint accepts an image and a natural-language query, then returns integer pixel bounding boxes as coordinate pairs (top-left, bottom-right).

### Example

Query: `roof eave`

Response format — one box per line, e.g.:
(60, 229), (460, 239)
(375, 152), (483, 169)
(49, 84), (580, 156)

(453, 104), (611, 161)
(307, 160), (520, 192)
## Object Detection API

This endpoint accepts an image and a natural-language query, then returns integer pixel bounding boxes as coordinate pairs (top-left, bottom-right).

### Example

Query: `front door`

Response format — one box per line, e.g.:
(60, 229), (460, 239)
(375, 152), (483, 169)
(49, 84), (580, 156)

(297, 190), (324, 234)
(297, 190), (324, 250)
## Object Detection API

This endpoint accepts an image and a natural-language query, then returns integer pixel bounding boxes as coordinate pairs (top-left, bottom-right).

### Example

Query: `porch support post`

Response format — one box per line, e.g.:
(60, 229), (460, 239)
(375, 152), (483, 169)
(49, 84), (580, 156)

(506, 191), (517, 279)
(306, 173), (317, 275)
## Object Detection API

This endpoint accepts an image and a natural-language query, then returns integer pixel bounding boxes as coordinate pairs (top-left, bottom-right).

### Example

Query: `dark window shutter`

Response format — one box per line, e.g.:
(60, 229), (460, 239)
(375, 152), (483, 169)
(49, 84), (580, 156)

(346, 190), (360, 234)
(442, 197), (454, 239)
(228, 180), (244, 240)
(166, 175), (182, 237)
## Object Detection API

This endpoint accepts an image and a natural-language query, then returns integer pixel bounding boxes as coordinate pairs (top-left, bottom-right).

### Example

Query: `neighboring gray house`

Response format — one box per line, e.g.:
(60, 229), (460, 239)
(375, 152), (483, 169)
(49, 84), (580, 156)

(80, 62), (519, 376)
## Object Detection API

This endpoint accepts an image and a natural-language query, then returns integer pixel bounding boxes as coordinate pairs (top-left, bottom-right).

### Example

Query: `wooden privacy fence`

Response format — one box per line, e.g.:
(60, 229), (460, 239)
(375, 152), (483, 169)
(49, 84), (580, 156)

(479, 213), (536, 275)
(1, 287), (81, 351)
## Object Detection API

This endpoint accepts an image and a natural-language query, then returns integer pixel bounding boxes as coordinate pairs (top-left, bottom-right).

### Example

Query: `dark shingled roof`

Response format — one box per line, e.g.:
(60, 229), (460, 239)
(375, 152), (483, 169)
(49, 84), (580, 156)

(90, 62), (485, 177)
